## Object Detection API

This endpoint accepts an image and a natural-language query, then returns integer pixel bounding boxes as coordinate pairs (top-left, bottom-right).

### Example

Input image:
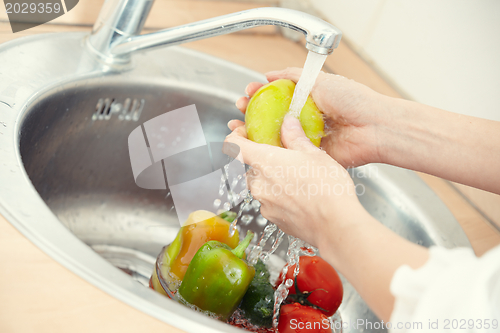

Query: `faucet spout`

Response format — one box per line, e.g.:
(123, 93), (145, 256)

(88, 3), (341, 65)
(114, 8), (341, 56)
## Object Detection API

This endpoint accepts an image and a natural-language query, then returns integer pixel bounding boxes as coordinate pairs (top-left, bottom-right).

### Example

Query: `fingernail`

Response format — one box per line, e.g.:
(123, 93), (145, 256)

(235, 98), (244, 110)
(222, 142), (240, 158)
(282, 114), (301, 130)
(265, 70), (278, 76)
(244, 85), (251, 95)
(227, 120), (235, 129)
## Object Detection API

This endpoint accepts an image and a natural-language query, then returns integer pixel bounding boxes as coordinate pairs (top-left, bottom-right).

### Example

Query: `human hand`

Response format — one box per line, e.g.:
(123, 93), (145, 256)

(225, 115), (364, 248)
(236, 67), (390, 168)
(226, 109), (431, 325)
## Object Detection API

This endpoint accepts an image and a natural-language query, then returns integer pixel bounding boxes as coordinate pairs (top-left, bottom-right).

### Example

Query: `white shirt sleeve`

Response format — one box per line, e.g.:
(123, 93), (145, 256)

(389, 245), (500, 333)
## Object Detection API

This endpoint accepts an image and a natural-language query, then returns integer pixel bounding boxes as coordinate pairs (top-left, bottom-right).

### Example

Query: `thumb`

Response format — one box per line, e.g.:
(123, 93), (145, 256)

(281, 115), (319, 152)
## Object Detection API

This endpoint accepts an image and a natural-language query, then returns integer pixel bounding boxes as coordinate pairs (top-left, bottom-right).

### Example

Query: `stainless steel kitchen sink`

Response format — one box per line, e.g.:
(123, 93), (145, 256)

(0, 32), (471, 333)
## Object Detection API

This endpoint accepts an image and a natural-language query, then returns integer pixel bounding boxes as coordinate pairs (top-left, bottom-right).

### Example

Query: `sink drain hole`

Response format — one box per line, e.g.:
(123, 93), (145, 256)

(93, 97), (144, 121)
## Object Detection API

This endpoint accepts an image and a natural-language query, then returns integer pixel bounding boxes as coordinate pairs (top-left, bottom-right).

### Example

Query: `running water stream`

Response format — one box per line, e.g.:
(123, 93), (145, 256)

(223, 50), (330, 330)
(269, 50), (327, 328)
(287, 51), (327, 118)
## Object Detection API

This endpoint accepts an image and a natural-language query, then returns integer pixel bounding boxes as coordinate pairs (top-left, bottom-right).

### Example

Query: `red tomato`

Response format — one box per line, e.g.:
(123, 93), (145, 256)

(278, 303), (331, 333)
(276, 256), (343, 317)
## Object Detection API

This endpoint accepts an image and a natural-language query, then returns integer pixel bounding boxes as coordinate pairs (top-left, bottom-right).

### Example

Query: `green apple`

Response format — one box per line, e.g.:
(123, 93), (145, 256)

(245, 79), (324, 147)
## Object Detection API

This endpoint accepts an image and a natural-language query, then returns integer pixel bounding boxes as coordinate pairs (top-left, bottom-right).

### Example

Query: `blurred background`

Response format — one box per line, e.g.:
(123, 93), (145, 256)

(3, 0), (500, 120)
(1, 0), (499, 230)
(312, 0), (500, 122)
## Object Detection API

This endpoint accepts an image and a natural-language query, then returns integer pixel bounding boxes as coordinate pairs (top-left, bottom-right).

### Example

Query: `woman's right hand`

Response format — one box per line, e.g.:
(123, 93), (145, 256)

(236, 67), (392, 168)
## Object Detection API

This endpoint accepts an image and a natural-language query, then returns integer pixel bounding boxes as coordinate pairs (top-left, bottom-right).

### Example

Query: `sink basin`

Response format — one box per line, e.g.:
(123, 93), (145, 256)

(0, 32), (471, 333)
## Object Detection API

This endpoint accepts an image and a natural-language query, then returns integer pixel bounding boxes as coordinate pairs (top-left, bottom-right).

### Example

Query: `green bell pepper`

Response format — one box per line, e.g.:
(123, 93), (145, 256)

(178, 231), (255, 321)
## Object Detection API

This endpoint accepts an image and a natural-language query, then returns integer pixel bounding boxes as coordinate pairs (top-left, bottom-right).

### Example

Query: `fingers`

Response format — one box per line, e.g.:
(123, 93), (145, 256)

(236, 82), (264, 114)
(266, 67), (303, 83)
(227, 119), (245, 131)
(237, 68), (306, 114)
(246, 82), (264, 96)
(281, 115), (319, 152)
(224, 123), (262, 166)
(227, 122), (248, 140)
(235, 97), (249, 113)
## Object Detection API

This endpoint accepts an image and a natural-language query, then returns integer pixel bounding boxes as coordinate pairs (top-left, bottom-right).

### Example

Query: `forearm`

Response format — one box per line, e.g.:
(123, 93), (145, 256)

(377, 96), (500, 194)
(318, 203), (429, 322)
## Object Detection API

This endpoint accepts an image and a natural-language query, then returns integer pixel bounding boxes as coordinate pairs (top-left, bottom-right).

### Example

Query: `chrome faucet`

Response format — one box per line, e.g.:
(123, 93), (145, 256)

(87, 0), (342, 65)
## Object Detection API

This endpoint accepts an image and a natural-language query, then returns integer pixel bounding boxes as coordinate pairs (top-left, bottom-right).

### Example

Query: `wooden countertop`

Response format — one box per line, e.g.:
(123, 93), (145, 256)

(1, 1), (499, 332)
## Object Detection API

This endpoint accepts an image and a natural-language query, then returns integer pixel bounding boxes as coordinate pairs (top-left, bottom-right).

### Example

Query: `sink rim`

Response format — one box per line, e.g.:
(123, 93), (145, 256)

(0, 32), (264, 333)
(0, 32), (471, 333)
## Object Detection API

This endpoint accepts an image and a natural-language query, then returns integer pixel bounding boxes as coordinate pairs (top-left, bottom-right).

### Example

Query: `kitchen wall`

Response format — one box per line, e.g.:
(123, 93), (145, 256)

(309, 0), (500, 121)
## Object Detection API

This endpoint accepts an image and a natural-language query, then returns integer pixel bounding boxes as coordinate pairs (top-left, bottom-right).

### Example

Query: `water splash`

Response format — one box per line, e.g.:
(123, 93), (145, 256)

(271, 235), (319, 328)
(229, 190), (253, 237)
(287, 51), (327, 119)
(272, 278), (293, 327)
(261, 230), (285, 262)
(247, 223), (278, 265)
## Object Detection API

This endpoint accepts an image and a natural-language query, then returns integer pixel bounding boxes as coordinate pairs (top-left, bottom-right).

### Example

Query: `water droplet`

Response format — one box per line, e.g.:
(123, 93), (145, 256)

(223, 202), (231, 211)
(251, 200), (261, 212)
(256, 215), (267, 226)
(240, 214), (253, 225)
(213, 199), (221, 208)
